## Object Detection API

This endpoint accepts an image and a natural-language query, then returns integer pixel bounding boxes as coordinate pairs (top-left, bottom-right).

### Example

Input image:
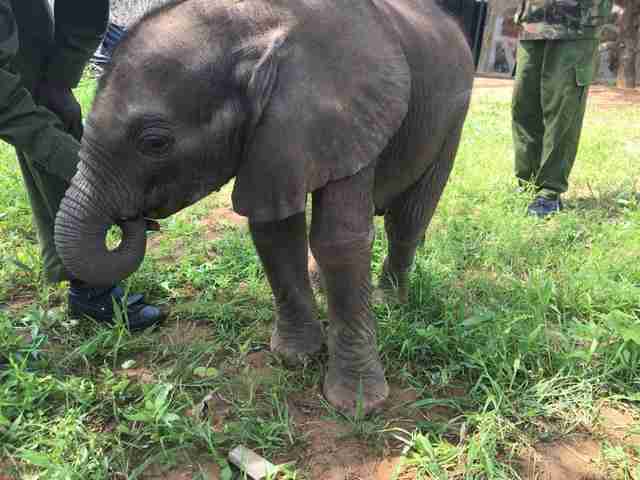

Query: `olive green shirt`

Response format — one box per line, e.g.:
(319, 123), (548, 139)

(0, 0), (109, 181)
(515, 0), (613, 40)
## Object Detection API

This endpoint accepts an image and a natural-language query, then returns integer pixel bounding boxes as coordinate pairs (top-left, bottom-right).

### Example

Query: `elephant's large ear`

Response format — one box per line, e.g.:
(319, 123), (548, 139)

(231, 15), (411, 223)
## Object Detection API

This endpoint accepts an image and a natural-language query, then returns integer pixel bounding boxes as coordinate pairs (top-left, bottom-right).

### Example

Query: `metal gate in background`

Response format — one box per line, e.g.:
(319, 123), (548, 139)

(437, 0), (488, 68)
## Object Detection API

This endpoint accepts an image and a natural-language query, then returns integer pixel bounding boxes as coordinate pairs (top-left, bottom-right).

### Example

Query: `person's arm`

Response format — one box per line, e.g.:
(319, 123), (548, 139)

(36, 0), (110, 140)
(0, 0), (79, 181)
(45, 0), (110, 89)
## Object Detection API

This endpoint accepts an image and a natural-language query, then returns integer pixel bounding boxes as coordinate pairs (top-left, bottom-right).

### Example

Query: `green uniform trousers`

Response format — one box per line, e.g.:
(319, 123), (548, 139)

(512, 38), (599, 199)
(1, 0), (108, 283)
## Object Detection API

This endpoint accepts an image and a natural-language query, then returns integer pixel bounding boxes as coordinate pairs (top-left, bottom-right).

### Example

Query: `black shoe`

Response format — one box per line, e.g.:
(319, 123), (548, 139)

(68, 283), (165, 331)
(527, 196), (563, 218)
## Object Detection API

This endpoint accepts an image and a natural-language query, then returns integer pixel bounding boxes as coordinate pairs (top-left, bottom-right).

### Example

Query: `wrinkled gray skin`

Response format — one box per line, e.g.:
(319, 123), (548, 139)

(54, 0), (473, 415)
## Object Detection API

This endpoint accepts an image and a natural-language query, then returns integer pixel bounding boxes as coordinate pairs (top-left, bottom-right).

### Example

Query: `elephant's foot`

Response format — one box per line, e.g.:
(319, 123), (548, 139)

(323, 356), (389, 417)
(323, 329), (388, 416)
(271, 315), (325, 364)
(377, 259), (409, 304)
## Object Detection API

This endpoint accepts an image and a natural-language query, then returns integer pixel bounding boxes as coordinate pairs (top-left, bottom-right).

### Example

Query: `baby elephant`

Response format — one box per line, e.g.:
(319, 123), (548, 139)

(55, 0), (473, 414)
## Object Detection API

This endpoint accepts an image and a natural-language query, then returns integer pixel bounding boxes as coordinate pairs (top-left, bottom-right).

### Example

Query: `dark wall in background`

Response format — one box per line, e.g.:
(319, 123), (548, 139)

(437, 0), (488, 67)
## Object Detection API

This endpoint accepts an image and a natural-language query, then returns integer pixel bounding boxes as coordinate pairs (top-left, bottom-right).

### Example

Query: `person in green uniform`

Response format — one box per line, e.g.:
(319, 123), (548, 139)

(512, 0), (613, 217)
(0, 0), (164, 330)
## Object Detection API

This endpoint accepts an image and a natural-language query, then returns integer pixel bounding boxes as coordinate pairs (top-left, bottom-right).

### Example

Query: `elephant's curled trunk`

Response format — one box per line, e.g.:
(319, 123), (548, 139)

(54, 162), (147, 287)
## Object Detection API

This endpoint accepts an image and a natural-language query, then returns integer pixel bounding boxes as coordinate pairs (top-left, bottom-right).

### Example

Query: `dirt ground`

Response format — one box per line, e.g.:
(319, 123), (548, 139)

(140, 202), (640, 480)
(473, 76), (640, 108)
(519, 406), (640, 480)
(145, 349), (434, 480)
(141, 335), (639, 480)
(74, 79), (639, 478)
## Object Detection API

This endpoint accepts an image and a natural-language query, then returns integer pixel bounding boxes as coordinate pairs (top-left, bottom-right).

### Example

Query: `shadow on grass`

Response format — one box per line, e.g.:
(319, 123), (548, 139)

(564, 189), (639, 218)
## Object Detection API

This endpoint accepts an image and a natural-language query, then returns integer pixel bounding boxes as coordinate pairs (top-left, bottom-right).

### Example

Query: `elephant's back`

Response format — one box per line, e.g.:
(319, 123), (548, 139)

(371, 0), (474, 211)
(370, 0), (473, 101)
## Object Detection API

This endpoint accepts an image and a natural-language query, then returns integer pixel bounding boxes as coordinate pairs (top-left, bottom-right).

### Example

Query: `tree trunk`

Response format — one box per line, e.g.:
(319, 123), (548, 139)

(617, 0), (639, 89)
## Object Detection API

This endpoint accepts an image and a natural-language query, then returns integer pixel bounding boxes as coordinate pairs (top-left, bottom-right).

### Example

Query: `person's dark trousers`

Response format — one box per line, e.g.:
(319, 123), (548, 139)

(0, 0), (165, 336)
(512, 38), (599, 200)
(9, 0), (75, 283)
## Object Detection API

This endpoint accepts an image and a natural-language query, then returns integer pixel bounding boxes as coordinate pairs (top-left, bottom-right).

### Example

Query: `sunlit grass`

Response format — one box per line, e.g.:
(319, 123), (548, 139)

(0, 75), (638, 478)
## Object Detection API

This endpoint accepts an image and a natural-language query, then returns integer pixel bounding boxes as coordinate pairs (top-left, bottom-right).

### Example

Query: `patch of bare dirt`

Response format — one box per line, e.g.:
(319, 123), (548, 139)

(300, 416), (406, 480)
(473, 76), (514, 90)
(246, 350), (271, 370)
(120, 367), (155, 384)
(0, 465), (15, 480)
(146, 207), (245, 264)
(0, 294), (35, 313)
(521, 435), (606, 480)
(243, 350), (282, 389)
(146, 233), (187, 263)
(588, 85), (640, 107)
(146, 233), (164, 252)
(201, 207), (247, 242)
(520, 405), (640, 480)
(122, 317), (639, 480)
(597, 406), (640, 445)
(188, 348), (433, 480)
(473, 76), (640, 107)
(141, 461), (220, 479)
(192, 391), (234, 433)
(280, 383), (451, 480)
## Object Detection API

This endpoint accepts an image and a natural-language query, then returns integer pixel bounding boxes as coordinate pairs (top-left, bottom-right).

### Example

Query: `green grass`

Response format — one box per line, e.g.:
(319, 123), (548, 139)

(0, 77), (639, 479)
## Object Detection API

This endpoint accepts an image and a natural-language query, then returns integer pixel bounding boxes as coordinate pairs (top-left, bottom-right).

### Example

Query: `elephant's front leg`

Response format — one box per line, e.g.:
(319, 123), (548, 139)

(310, 166), (388, 416)
(250, 213), (324, 362)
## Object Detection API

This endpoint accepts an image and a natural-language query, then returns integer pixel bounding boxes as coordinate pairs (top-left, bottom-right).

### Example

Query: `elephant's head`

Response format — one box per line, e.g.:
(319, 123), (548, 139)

(55, 0), (410, 286)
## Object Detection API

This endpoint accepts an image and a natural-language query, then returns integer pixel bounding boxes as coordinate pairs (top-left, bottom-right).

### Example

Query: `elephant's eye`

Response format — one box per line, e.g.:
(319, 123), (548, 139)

(136, 128), (174, 158)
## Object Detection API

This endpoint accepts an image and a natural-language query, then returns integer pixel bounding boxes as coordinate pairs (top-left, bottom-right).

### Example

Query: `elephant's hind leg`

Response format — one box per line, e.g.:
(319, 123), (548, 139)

(310, 165), (388, 416)
(381, 125), (462, 303)
(250, 213), (324, 363)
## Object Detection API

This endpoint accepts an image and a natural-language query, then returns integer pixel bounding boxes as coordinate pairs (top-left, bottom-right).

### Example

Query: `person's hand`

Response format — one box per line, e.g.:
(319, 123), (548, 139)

(36, 81), (83, 141)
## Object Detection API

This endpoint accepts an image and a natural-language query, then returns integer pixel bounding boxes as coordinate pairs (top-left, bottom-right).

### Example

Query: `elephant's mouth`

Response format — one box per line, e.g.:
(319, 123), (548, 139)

(145, 208), (173, 220)
(144, 184), (218, 219)
(143, 182), (198, 219)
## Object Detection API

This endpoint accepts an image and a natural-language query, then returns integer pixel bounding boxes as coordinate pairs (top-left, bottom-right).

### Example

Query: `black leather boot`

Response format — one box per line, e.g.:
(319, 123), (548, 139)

(68, 282), (165, 331)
